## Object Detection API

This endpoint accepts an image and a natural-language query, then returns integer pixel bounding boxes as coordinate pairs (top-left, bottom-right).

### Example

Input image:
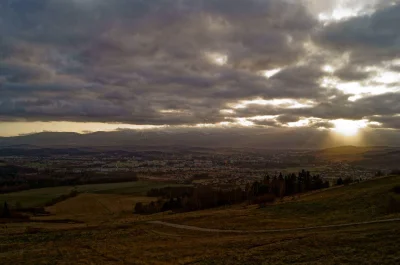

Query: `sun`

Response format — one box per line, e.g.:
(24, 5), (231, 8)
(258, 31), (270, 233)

(331, 119), (367, 136)
(334, 125), (359, 136)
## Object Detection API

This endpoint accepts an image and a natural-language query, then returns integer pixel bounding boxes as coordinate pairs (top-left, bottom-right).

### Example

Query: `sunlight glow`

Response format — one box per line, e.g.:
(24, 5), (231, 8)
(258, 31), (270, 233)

(318, 8), (360, 22)
(331, 119), (368, 136)
(391, 59), (400, 66)
(0, 122), (165, 137)
(231, 98), (317, 109)
(316, 1), (378, 25)
(287, 119), (311, 128)
(206, 52), (228, 66)
(195, 123), (216, 128)
(235, 118), (254, 127)
(220, 109), (235, 114)
(160, 109), (184, 114)
(261, 68), (282, 78)
(248, 115), (279, 121)
(322, 65), (335, 73)
(320, 68), (400, 102)
(373, 71), (400, 84)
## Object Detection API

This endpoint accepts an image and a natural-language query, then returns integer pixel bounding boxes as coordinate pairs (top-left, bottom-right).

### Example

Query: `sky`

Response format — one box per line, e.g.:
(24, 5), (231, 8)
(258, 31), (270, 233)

(0, 0), (400, 144)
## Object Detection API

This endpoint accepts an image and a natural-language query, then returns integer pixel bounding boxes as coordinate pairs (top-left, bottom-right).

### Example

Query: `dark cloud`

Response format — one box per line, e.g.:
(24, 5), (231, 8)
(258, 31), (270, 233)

(250, 119), (278, 127)
(292, 93), (400, 121)
(334, 66), (375, 81)
(0, 0), (318, 125)
(316, 3), (400, 66)
(369, 115), (400, 129)
(277, 115), (301, 124)
(0, 0), (399, 134)
(310, 121), (335, 129)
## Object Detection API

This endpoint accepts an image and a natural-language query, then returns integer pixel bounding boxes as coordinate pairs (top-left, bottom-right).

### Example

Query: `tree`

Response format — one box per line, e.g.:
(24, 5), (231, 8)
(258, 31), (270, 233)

(258, 184), (269, 195)
(263, 174), (270, 185)
(297, 170), (305, 193)
(251, 181), (261, 198)
(254, 194), (275, 208)
(343, 177), (353, 185)
(323, 181), (330, 189)
(1, 201), (10, 218)
(134, 202), (144, 214)
(336, 177), (344, 186)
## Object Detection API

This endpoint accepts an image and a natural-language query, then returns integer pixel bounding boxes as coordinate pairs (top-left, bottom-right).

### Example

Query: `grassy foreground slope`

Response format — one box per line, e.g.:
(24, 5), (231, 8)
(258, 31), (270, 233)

(160, 175), (400, 230)
(0, 176), (400, 265)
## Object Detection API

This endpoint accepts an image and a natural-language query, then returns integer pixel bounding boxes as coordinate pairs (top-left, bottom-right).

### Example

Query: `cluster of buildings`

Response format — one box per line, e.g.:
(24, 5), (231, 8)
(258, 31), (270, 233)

(0, 150), (380, 187)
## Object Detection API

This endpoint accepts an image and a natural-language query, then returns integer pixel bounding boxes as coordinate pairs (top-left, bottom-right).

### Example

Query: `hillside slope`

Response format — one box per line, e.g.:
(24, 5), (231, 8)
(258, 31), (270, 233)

(157, 175), (400, 230)
(1, 176), (400, 265)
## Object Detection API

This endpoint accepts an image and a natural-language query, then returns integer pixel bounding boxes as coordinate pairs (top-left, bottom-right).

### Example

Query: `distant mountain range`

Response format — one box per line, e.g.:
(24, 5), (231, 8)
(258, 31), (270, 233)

(0, 129), (399, 153)
(0, 129), (328, 150)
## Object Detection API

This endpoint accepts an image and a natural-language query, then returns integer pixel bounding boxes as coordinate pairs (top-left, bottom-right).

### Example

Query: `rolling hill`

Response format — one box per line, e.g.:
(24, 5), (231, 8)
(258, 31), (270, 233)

(1, 175), (399, 264)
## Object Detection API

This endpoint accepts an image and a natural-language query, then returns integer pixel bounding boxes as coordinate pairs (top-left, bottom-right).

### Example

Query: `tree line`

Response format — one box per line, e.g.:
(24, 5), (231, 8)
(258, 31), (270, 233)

(135, 170), (330, 214)
(0, 165), (138, 194)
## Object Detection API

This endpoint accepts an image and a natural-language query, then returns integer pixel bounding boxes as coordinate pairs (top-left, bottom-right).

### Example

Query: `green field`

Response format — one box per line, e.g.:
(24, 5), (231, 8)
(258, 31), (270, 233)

(0, 181), (191, 208)
(23, 162), (47, 169)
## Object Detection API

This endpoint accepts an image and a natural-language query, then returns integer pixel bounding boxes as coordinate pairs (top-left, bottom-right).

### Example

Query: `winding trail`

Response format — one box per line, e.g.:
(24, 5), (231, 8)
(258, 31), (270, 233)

(148, 218), (400, 234)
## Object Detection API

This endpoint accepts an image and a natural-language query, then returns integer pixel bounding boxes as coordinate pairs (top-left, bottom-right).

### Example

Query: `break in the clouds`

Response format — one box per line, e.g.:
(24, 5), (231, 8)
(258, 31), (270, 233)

(0, 0), (399, 136)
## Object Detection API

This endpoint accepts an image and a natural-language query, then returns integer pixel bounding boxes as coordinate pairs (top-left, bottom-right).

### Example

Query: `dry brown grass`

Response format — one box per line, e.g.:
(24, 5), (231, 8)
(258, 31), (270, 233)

(25, 193), (156, 225)
(47, 193), (155, 217)
(1, 176), (400, 264)
(0, 221), (399, 265)
(316, 146), (375, 162)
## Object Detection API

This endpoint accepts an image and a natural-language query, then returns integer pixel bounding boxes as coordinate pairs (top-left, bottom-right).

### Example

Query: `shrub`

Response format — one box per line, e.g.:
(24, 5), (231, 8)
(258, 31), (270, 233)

(44, 189), (80, 207)
(0, 201), (30, 220)
(386, 196), (400, 214)
(390, 169), (400, 175)
(391, 185), (400, 194)
(135, 200), (164, 215)
(336, 178), (344, 186)
(1, 202), (10, 218)
(134, 202), (144, 214)
(343, 177), (353, 185)
(253, 194), (276, 207)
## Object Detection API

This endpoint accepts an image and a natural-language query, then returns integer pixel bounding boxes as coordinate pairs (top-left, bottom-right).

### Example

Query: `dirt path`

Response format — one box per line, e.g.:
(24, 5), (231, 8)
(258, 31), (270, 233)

(148, 218), (400, 234)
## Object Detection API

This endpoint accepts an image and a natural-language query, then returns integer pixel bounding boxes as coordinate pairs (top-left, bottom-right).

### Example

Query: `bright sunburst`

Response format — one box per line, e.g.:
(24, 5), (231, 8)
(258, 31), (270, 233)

(331, 119), (367, 136)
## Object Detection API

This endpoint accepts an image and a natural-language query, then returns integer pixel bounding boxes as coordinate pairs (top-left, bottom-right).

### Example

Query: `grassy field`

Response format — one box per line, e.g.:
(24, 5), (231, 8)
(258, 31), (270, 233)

(41, 193), (157, 224)
(0, 176), (399, 264)
(315, 146), (375, 162)
(1, 216), (399, 264)
(0, 181), (191, 208)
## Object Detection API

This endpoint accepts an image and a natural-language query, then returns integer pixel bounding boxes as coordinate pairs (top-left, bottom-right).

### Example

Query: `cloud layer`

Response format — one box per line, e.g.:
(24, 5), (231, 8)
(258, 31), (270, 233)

(0, 0), (399, 132)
